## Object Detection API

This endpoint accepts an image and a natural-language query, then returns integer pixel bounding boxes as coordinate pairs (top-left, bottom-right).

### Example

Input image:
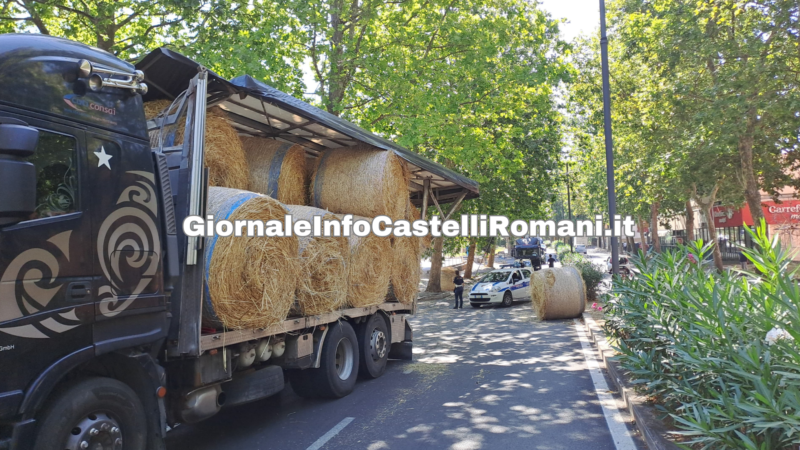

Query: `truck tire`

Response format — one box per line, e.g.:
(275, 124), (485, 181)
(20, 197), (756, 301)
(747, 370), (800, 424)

(33, 377), (147, 450)
(288, 369), (317, 398)
(313, 321), (359, 398)
(356, 314), (389, 379)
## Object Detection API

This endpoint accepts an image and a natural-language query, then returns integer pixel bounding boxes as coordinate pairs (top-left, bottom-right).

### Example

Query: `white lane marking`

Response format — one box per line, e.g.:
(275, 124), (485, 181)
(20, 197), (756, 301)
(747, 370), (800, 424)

(306, 417), (355, 450)
(573, 319), (638, 450)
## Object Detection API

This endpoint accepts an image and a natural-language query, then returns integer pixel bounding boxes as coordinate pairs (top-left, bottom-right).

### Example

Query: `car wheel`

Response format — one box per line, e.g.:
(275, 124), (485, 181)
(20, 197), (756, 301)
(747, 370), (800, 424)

(33, 377), (147, 450)
(501, 291), (513, 307)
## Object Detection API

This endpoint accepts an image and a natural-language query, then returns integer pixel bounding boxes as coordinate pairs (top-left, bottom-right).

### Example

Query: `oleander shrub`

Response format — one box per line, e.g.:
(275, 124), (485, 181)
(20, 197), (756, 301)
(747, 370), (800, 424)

(604, 223), (800, 449)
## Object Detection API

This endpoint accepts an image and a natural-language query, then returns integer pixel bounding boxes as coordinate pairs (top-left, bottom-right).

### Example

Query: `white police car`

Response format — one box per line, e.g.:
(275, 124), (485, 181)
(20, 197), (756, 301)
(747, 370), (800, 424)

(468, 268), (531, 308)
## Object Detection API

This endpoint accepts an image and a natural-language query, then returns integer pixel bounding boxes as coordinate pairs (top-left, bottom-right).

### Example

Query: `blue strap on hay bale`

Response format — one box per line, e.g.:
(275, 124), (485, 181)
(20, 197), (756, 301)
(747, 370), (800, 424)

(312, 150), (333, 209)
(265, 143), (291, 199)
(202, 191), (260, 326)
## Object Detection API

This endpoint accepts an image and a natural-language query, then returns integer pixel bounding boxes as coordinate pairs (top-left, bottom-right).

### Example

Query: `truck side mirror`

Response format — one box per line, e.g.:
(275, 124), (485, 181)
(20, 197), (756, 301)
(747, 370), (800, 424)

(0, 122), (39, 226)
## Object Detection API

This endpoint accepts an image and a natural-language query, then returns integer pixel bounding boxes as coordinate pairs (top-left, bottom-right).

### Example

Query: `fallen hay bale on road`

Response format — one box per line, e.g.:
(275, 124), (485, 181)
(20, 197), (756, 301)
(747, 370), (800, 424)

(440, 266), (456, 292)
(530, 266), (586, 320)
(335, 215), (392, 307)
(145, 100), (249, 190)
(204, 187), (300, 329)
(312, 146), (409, 221)
(285, 205), (348, 316)
(242, 137), (307, 205)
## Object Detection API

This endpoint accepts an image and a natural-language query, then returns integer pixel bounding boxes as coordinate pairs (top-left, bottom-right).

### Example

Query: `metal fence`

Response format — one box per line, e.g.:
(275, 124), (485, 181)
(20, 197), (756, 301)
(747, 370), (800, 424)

(658, 226), (755, 261)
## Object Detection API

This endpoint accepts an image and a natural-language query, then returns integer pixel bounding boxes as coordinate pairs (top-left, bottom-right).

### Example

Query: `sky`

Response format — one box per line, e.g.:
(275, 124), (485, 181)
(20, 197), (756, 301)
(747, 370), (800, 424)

(536, 0), (601, 42)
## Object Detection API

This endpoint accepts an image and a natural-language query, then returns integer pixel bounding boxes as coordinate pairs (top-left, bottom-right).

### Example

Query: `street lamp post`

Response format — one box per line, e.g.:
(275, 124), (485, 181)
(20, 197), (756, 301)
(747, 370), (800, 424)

(600, 0), (619, 275)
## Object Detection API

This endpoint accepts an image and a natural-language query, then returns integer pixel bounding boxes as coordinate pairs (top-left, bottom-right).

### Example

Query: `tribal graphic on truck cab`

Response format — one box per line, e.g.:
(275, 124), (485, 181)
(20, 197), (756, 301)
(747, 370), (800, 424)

(0, 171), (160, 338)
(96, 170), (161, 317)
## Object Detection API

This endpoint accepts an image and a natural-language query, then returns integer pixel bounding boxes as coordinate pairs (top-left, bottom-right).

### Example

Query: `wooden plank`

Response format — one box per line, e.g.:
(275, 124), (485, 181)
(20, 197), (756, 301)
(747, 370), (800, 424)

(200, 302), (412, 351)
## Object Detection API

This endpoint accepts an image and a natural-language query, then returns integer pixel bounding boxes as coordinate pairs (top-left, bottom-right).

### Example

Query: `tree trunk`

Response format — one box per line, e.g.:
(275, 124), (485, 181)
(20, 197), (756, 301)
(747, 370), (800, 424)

(425, 237), (444, 292)
(626, 236), (635, 254)
(487, 244), (496, 269)
(637, 216), (648, 251)
(686, 199), (695, 242)
(464, 238), (476, 279)
(739, 110), (763, 225)
(650, 202), (661, 253)
(700, 204), (725, 273)
(693, 184), (724, 273)
(326, 0), (347, 115)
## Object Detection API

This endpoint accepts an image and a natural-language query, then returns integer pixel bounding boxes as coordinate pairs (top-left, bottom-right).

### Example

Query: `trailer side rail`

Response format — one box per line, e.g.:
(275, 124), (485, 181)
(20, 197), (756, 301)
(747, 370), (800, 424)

(200, 302), (412, 351)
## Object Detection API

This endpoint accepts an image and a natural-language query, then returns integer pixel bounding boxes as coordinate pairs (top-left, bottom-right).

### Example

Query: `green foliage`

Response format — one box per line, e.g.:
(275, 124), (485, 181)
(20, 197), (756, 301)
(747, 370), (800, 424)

(605, 225), (800, 449)
(559, 251), (604, 301)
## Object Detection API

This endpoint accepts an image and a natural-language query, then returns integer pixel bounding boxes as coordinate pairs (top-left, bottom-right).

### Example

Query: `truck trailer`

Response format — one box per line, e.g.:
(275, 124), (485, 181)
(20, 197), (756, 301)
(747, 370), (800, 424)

(0, 35), (479, 450)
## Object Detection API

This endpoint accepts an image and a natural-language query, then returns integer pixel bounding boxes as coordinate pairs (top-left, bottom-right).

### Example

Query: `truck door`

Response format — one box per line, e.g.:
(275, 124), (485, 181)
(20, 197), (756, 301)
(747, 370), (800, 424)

(84, 130), (164, 340)
(0, 116), (94, 399)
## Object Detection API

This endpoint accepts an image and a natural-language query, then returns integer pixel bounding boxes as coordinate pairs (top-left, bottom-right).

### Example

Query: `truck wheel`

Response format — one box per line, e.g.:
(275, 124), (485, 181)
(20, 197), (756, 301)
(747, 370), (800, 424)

(33, 377), (147, 450)
(312, 321), (360, 398)
(288, 369), (318, 398)
(501, 291), (513, 307)
(357, 314), (389, 379)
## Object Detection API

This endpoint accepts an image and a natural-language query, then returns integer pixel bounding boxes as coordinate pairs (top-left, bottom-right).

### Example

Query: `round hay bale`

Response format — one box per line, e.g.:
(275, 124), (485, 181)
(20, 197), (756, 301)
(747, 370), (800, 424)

(530, 267), (586, 320)
(204, 187), (300, 329)
(144, 101), (249, 190)
(440, 266), (456, 291)
(312, 145), (409, 221)
(242, 137), (307, 205)
(334, 215), (392, 307)
(387, 236), (421, 304)
(285, 205), (348, 316)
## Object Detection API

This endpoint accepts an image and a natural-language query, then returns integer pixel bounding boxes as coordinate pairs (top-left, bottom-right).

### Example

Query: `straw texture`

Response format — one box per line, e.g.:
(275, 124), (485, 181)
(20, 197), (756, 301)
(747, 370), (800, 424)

(285, 205), (348, 316)
(311, 145), (409, 221)
(440, 266), (456, 291)
(386, 236), (421, 304)
(145, 100), (249, 190)
(530, 267), (586, 320)
(334, 215), (392, 307)
(242, 137), (307, 205)
(204, 187), (300, 329)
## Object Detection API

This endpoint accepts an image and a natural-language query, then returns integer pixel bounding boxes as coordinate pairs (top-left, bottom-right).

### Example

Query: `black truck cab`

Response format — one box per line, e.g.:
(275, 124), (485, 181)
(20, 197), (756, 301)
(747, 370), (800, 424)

(0, 35), (168, 449)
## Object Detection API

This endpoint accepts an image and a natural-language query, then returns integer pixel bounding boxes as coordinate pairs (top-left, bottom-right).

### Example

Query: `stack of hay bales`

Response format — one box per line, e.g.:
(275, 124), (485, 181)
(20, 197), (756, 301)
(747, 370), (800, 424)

(386, 236), (421, 304)
(285, 205), (348, 316)
(203, 187), (300, 329)
(440, 266), (457, 291)
(335, 215), (392, 308)
(310, 145), (409, 220)
(530, 267), (586, 320)
(242, 137), (307, 205)
(144, 100), (249, 190)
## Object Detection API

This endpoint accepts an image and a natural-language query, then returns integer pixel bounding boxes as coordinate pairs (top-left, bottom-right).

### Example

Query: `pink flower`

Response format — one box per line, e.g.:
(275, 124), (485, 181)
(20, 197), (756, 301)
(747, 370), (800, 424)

(688, 254), (697, 264)
(597, 307), (602, 311)
(592, 302), (598, 309)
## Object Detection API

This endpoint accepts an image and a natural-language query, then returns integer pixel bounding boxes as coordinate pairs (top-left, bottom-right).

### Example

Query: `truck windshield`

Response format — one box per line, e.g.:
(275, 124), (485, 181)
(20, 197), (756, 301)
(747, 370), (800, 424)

(478, 272), (510, 283)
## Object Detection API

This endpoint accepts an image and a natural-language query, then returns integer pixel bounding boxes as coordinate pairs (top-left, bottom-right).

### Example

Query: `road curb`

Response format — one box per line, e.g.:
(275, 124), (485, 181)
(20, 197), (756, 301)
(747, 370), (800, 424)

(581, 313), (683, 450)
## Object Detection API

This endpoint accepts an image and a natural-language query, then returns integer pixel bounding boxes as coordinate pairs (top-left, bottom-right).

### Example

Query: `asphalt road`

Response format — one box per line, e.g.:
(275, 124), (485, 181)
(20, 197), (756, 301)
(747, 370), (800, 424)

(166, 299), (641, 450)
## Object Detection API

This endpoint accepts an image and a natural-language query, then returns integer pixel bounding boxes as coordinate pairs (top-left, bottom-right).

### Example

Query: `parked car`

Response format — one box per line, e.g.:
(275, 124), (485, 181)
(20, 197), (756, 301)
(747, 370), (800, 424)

(469, 268), (532, 308)
(575, 244), (587, 254)
(607, 256), (633, 277)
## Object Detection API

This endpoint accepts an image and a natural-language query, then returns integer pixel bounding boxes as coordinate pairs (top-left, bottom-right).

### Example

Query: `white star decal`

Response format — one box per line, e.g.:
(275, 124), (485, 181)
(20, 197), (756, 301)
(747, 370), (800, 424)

(94, 146), (112, 170)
